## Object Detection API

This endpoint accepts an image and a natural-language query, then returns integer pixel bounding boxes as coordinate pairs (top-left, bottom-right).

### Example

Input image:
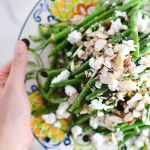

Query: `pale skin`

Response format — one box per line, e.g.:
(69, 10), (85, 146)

(0, 41), (33, 150)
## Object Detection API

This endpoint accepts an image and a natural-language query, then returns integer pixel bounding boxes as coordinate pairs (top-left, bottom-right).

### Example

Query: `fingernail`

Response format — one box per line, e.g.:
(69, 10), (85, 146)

(15, 42), (25, 55)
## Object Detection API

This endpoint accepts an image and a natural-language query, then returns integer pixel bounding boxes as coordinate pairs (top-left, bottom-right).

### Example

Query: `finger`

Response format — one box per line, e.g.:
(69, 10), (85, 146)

(0, 60), (12, 76)
(6, 41), (28, 87)
(0, 61), (12, 88)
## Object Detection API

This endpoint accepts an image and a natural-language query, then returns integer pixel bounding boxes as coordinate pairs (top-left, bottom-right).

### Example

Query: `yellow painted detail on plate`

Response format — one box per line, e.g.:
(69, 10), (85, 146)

(50, 0), (98, 21)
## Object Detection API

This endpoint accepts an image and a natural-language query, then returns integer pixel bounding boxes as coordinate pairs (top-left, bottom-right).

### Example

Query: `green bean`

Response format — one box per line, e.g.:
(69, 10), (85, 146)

(75, 72), (86, 79)
(71, 60), (89, 76)
(119, 121), (143, 132)
(140, 38), (150, 50)
(38, 24), (51, 37)
(75, 111), (97, 125)
(141, 46), (150, 55)
(50, 27), (73, 42)
(77, 5), (108, 29)
(81, 8), (115, 31)
(29, 35), (43, 42)
(109, 29), (131, 43)
(32, 106), (58, 117)
(130, 10), (140, 59)
(119, 134), (134, 149)
(68, 78), (97, 112)
(86, 85), (108, 101)
(141, 10), (150, 17)
(49, 40), (70, 56)
(44, 69), (63, 92)
(50, 78), (82, 89)
(46, 97), (67, 104)
(139, 33), (149, 40)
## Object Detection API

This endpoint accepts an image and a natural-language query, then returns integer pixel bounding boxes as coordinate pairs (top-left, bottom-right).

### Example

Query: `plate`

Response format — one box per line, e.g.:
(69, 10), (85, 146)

(18, 0), (105, 149)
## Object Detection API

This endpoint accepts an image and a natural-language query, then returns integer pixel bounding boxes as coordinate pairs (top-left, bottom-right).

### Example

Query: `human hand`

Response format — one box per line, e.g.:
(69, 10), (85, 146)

(0, 41), (33, 150)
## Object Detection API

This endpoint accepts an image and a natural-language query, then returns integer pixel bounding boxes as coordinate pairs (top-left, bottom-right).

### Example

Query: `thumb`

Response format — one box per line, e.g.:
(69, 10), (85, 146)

(7, 41), (28, 86)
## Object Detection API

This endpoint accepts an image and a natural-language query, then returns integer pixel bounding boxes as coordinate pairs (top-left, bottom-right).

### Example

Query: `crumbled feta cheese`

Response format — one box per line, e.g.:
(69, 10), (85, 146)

(51, 70), (70, 84)
(42, 113), (56, 124)
(114, 40), (134, 55)
(118, 80), (137, 92)
(91, 133), (104, 148)
(85, 28), (92, 35)
(127, 93), (143, 108)
(90, 99), (113, 111)
(124, 112), (134, 122)
(65, 85), (77, 97)
(56, 102), (70, 119)
(94, 39), (107, 51)
(133, 110), (141, 118)
(108, 78), (119, 91)
(71, 15), (85, 25)
(135, 139), (144, 148)
(108, 19), (127, 35)
(117, 92), (125, 101)
(97, 112), (104, 117)
(66, 51), (73, 57)
(100, 71), (119, 91)
(90, 116), (100, 129)
(131, 65), (146, 76)
(115, 11), (127, 18)
(71, 126), (82, 138)
(139, 55), (150, 66)
(54, 121), (62, 128)
(89, 57), (104, 70)
(137, 12), (150, 33)
(123, 0), (131, 4)
(144, 93), (150, 104)
(67, 30), (82, 44)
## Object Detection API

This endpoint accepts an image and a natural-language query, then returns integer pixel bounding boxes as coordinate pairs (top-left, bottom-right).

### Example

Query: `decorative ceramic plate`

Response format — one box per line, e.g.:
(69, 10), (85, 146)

(18, 0), (102, 149)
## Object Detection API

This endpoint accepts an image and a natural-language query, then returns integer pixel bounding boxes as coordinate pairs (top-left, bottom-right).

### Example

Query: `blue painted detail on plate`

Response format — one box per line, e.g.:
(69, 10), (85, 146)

(45, 137), (50, 143)
(33, 0), (59, 23)
(64, 134), (71, 145)
(31, 85), (38, 92)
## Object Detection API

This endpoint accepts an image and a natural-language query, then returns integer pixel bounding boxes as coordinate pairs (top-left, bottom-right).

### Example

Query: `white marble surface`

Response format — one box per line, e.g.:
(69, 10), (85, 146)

(0, 0), (44, 149)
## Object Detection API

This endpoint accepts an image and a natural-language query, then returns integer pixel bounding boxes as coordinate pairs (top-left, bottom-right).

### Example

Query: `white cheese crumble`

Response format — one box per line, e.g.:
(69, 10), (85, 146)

(54, 121), (62, 128)
(137, 12), (150, 33)
(56, 102), (70, 119)
(67, 30), (82, 44)
(115, 11), (127, 18)
(91, 133), (104, 148)
(90, 116), (100, 129)
(71, 126), (82, 138)
(42, 113), (56, 124)
(90, 99), (113, 111)
(89, 57), (104, 70)
(94, 39), (107, 51)
(108, 19), (127, 35)
(104, 48), (114, 56)
(65, 85), (77, 97)
(51, 70), (70, 84)
(114, 40), (135, 56)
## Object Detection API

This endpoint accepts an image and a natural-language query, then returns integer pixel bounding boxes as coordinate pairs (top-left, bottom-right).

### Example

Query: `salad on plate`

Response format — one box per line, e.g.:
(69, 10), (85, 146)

(26, 0), (150, 149)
